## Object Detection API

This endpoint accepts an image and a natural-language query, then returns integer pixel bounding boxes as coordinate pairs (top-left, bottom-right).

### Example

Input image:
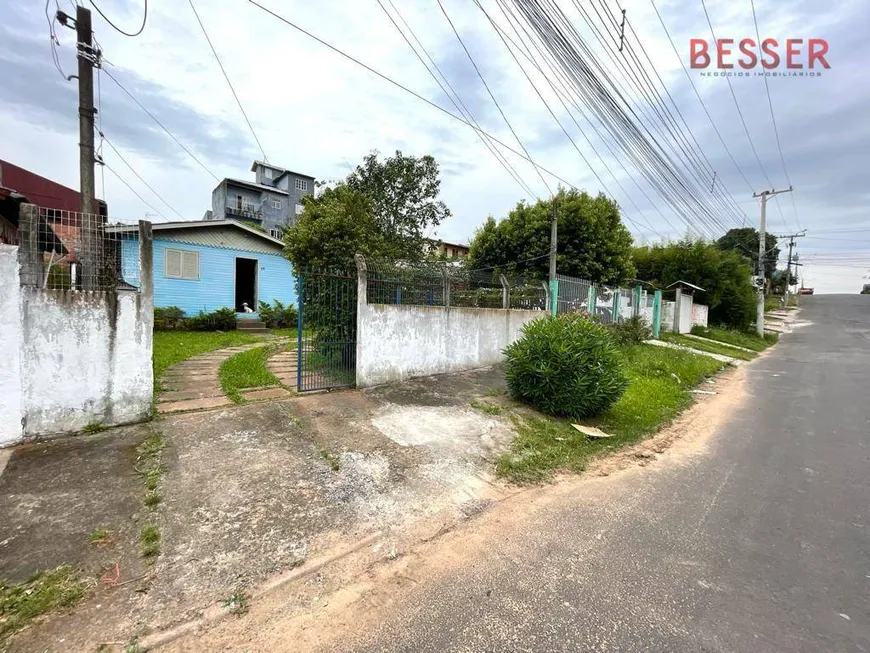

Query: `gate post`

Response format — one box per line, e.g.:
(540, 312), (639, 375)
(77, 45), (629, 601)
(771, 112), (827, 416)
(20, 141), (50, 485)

(652, 289), (662, 339)
(613, 289), (620, 323)
(549, 278), (559, 316)
(633, 285), (642, 318)
(442, 267), (451, 308)
(499, 274), (510, 309)
(296, 272), (304, 392)
(587, 285), (597, 317)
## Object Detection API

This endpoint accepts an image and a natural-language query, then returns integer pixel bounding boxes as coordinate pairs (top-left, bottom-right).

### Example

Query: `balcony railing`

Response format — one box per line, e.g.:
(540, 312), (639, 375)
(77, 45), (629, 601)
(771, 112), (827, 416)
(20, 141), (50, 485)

(225, 205), (263, 221)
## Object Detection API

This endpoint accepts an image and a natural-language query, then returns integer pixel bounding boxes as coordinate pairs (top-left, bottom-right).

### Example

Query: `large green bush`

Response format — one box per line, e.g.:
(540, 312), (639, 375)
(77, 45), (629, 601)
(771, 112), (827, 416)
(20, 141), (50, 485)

(606, 315), (651, 346)
(504, 314), (628, 419)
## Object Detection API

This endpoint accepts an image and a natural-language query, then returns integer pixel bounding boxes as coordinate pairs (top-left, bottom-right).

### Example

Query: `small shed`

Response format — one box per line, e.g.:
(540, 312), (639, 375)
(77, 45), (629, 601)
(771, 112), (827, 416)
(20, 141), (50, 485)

(666, 280), (705, 295)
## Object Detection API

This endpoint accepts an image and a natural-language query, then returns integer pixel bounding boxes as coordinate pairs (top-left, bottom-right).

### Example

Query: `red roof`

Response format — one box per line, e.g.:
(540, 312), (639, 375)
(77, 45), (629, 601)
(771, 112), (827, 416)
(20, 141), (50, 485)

(0, 160), (106, 215)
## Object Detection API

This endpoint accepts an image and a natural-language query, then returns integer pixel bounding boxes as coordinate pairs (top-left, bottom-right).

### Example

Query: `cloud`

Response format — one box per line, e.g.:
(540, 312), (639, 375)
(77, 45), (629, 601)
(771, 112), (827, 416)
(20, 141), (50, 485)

(0, 0), (866, 290)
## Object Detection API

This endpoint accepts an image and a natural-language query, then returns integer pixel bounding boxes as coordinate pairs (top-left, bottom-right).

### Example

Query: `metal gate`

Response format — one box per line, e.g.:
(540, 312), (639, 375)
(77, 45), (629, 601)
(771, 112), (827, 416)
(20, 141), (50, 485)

(296, 267), (357, 392)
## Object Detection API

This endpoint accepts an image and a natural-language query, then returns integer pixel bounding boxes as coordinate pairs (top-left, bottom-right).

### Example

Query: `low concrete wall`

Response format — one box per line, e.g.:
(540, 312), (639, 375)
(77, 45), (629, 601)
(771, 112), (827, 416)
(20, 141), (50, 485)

(18, 288), (153, 435)
(356, 303), (543, 387)
(0, 231), (153, 446)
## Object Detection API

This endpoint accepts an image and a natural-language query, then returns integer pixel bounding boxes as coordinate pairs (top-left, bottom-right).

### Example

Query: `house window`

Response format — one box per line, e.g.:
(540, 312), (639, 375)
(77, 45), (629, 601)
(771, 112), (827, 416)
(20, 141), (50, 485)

(164, 248), (199, 280)
(271, 199), (283, 210)
(295, 178), (308, 191)
(269, 228), (281, 239)
(264, 168), (273, 180)
(295, 204), (304, 215)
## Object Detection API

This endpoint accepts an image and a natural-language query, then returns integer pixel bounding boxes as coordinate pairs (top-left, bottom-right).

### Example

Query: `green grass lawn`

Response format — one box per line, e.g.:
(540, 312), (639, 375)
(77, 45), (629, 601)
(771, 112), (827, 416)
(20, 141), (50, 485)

(152, 331), (262, 389)
(219, 345), (282, 403)
(661, 332), (756, 361)
(690, 325), (777, 351)
(496, 344), (725, 484)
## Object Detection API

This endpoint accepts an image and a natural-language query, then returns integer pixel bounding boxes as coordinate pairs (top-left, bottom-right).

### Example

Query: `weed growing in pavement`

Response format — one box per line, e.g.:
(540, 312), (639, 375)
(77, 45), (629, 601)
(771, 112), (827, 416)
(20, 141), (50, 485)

(319, 448), (341, 472)
(82, 422), (107, 434)
(223, 590), (250, 616)
(135, 431), (166, 561)
(469, 401), (503, 416)
(139, 524), (160, 560)
(88, 527), (112, 546)
(0, 566), (89, 641)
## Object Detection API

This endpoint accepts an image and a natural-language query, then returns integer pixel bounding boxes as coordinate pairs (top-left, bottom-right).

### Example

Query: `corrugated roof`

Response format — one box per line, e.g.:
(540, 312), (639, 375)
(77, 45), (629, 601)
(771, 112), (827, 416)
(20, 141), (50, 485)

(223, 178), (290, 196)
(107, 219), (285, 249)
(250, 160), (315, 180)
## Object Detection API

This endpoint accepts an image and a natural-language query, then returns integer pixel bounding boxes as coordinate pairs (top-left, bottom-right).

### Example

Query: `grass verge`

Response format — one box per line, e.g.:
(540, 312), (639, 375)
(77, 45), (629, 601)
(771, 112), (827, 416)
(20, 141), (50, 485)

(661, 333), (756, 361)
(496, 344), (725, 484)
(219, 346), (282, 403)
(691, 325), (777, 351)
(153, 331), (261, 391)
(0, 566), (89, 641)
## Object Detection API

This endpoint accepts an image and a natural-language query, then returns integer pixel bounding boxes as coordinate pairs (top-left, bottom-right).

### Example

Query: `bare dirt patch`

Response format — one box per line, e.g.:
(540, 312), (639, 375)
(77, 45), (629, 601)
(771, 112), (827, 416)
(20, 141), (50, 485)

(162, 361), (753, 652)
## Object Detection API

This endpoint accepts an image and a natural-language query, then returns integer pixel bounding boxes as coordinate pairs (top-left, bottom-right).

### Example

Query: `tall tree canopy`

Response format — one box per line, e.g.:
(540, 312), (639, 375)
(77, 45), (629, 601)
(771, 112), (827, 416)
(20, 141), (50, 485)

(633, 239), (757, 330)
(284, 150), (450, 269)
(467, 189), (635, 284)
(716, 228), (779, 279)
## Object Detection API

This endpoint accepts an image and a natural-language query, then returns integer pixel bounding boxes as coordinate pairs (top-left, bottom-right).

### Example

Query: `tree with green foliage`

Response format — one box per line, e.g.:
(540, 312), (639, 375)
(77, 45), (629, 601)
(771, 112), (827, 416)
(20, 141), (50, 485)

(467, 189), (635, 284)
(633, 239), (757, 330)
(716, 227), (779, 279)
(284, 150), (450, 269)
(345, 149), (451, 262)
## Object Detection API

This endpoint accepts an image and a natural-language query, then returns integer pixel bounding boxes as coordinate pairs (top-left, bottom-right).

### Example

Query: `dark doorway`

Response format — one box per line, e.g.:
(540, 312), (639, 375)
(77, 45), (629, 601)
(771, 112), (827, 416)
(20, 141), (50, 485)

(235, 257), (258, 312)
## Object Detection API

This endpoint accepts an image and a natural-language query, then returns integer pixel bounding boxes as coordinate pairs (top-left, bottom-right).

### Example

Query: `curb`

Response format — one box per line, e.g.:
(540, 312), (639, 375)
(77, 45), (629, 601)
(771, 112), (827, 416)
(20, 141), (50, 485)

(138, 531), (382, 651)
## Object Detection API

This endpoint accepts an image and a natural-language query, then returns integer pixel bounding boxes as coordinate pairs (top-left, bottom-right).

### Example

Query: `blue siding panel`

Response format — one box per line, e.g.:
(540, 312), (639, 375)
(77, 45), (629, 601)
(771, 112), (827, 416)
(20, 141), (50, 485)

(122, 236), (296, 317)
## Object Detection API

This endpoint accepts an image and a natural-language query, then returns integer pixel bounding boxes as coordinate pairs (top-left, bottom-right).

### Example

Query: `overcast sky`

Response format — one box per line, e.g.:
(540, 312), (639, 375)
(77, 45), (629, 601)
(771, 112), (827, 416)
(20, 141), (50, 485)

(1, 0), (867, 292)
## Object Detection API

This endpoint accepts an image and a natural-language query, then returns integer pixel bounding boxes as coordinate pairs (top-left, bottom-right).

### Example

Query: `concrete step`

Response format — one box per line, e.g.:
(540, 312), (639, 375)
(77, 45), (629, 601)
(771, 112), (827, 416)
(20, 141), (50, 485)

(236, 327), (270, 334)
(237, 320), (266, 329)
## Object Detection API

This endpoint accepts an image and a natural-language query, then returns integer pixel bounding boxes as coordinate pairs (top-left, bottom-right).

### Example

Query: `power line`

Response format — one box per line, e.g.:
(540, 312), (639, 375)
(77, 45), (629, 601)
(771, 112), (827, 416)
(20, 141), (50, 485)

(503, 0), (729, 237)
(478, 0), (664, 238)
(435, 0), (553, 197)
(187, 0), (268, 163)
(89, 0), (147, 37)
(101, 67), (220, 182)
(748, 0), (802, 230)
(648, 0), (756, 196)
(46, 0), (71, 80)
(102, 162), (168, 221)
(243, 0), (599, 195)
(99, 130), (185, 220)
(375, 0), (537, 200)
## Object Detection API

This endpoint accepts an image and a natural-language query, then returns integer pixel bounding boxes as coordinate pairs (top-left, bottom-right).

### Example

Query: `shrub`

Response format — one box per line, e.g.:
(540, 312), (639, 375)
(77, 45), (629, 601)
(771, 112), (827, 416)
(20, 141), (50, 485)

(607, 315), (652, 346)
(504, 314), (628, 419)
(154, 306), (185, 331)
(258, 300), (298, 328)
(185, 307), (237, 331)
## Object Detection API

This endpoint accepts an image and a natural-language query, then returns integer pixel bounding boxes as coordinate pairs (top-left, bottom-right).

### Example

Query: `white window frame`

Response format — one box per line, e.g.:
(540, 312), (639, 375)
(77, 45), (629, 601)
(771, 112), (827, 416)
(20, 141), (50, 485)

(269, 228), (281, 239)
(264, 167), (273, 180)
(295, 178), (308, 191)
(164, 248), (200, 280)
(295, 203), (304, 215)
(271, 198), (283, 210)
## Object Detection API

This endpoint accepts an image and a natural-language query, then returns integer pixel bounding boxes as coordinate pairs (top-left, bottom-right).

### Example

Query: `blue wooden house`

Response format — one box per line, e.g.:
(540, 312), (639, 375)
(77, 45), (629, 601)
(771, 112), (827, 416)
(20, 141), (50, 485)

(113, 219), (296, 316)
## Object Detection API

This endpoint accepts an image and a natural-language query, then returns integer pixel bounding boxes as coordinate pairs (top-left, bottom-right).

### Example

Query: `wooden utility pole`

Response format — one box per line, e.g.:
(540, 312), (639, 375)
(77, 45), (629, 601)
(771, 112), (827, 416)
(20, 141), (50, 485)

(76, 4), (100, 288)
(752, 187), (793, 336)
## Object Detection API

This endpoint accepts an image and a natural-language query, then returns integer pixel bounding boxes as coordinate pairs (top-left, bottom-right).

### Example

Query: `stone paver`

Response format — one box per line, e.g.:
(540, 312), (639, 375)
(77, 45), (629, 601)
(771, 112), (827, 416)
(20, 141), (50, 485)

(240, 387), (294, 401)
(157, 339), (294, 414)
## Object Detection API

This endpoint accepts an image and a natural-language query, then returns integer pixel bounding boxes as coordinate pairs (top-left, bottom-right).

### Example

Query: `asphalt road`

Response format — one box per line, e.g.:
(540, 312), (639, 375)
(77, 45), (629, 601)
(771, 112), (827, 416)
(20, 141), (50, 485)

(354, 295), (870, 652)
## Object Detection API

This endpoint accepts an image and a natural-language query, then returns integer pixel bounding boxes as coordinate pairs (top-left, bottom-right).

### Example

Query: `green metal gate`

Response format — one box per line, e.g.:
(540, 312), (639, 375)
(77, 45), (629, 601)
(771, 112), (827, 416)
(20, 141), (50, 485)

(296, 267), (357, 392)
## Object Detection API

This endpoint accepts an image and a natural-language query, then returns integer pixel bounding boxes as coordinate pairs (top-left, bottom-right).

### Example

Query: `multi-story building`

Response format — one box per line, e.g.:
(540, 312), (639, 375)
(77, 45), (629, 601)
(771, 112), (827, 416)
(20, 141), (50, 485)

(207, 160), (315, 237)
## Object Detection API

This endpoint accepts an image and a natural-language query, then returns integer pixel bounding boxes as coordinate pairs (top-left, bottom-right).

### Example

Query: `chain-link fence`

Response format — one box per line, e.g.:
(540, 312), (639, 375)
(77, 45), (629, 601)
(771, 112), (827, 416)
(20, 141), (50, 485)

(362, 257), (547, 311)
(556, 273), (651, 325)
(17, 204), (142, 291)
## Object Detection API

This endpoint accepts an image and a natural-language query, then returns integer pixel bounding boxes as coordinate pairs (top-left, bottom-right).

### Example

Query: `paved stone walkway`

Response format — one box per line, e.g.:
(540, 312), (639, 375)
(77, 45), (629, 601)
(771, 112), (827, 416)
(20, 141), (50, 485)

(157, 340), (296, 414)
(266, 346), (299, 387)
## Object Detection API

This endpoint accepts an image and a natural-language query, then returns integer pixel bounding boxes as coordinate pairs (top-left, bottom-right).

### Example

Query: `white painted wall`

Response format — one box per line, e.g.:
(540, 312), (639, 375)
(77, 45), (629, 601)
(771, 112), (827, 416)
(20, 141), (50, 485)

(692, 303), (709, 328)
(678, 293), (694, 334)
(0, 247), (24, 446)
(18, 288), (153, 435)
(357, 303), (543, 387)
(0, 244), (153, 446)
